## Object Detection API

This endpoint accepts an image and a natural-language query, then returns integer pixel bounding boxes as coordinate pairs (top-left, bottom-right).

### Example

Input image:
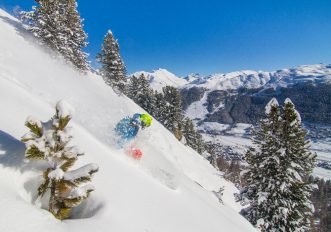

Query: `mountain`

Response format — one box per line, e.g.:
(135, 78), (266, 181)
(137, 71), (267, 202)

(0, 9), (256, 232)
(131, 69), (188, 91)
(185, 64), (331, 90)
(134, 64), (331, 91)
(181, 64), (331, 124)
(133, 65), (331, 124)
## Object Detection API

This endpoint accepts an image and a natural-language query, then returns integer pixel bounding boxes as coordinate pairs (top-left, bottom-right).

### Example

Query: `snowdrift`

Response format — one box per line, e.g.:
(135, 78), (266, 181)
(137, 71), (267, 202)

(0, 9), (255, 232)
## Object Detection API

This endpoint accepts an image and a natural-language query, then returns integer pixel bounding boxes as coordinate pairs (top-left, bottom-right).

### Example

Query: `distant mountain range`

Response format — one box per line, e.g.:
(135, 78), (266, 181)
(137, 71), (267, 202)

(132, 64), (331, 125)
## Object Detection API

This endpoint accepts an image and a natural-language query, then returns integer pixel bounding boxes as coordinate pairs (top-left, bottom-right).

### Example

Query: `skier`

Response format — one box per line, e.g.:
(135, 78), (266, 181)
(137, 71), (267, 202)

(115, 113), (152, 159)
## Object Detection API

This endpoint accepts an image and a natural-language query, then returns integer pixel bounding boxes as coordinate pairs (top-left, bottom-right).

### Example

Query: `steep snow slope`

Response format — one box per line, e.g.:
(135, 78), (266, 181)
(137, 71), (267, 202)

(131, 68), (188, 91)
(0, 9), (255, 232)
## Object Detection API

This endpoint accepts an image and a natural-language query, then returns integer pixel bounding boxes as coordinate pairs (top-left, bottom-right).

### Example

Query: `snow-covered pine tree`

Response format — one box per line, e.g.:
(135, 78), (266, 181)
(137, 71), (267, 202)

(21, 0), (89, 72)
(60, 0), (90, 71)
(22, 100), (98, 220)
(151, 90), (167, 121)
(127, 75), (140, 100)
(182, 118), (196, 148)
(135, 74), (154, 112)
(205, 142), (220, 169)
(280, 98), (316, 231)
(310, 177), (331, 231)
(97, 30), (127, 94)
(182, 117), (205, 154)
(162, 86), (183, 140)
(241, 98), (286, 230)
(20, 0), (60, 50)
(242, 98), (316, 231)
(194, 131), (205, 154)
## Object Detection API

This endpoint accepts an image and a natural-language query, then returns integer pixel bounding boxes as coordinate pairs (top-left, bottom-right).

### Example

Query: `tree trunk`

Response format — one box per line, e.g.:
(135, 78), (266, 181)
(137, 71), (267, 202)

(49, 180), (57, 216)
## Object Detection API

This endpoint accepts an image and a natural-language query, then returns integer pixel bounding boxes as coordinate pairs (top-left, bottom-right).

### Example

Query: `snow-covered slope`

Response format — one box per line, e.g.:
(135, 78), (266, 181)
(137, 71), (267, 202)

(131, 68), (188, 91)
(0, 9), (255, 232)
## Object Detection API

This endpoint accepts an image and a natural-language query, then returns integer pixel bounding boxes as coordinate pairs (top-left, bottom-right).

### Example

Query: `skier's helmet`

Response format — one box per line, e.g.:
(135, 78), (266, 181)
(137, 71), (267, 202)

(140, 114), (152, 127)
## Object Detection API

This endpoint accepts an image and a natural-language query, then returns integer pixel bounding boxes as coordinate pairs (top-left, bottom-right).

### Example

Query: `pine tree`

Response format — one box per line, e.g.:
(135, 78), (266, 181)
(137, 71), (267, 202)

(241, 98), (287, 230)
(135, 74), (154, 112)
(127, 74), (155, 111)
(311, 178), (331, 231)
(281, 98), (316, 231)
(60, 0), (90, 71)
(97, 30), (127, 94)
(182, 118), (196, 148)
(205, 142), (222, 169)
(241, 98), (316, 231)
(22, 100), (98, 220)
(127, 75), (140, 100)
(194, 131), (205, 154)
(152, 90), (167, 121)
(21, 0), (89, 71)
(182, 117), (205, 154)
(162, 86), (183, 139)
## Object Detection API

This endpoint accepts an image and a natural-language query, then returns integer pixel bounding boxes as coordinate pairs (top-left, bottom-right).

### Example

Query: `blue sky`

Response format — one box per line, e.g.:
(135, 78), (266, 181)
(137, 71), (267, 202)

(1, 0), (331, 76)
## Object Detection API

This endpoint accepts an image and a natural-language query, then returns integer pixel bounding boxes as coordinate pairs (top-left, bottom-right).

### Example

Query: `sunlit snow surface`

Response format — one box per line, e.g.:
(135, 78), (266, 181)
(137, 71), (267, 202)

(0, 9), (256, 232)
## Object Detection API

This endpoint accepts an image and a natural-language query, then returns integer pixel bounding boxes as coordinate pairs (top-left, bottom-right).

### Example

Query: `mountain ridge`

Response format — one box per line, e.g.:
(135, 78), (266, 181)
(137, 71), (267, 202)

(132, 63), (331, 92)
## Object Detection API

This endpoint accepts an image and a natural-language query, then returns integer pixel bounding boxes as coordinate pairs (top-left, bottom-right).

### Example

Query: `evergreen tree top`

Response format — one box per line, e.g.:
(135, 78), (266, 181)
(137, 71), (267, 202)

(96, 30), (127, 93)
(283, 98), (302, 125)
(21, 0), (90, 72)
(56, 100), (75, 118)
(265, 97), (279, 114)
